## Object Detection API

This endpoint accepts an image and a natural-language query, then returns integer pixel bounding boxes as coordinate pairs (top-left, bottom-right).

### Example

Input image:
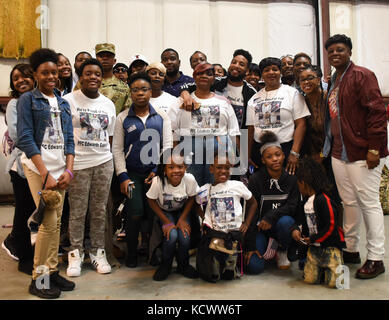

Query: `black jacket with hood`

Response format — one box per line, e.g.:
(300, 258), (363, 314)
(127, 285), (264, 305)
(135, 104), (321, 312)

(245, 167), (301, 251)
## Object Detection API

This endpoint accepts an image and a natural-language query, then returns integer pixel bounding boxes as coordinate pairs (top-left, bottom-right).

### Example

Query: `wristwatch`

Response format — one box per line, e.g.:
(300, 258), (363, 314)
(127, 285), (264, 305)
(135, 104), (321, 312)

(368, 149), (379, 156)
(290, 150), (300, 158)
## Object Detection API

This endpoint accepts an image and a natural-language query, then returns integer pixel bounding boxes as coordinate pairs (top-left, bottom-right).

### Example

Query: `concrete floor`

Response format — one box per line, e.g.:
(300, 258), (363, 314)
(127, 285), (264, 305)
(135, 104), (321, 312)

(0, 204), (388, 300)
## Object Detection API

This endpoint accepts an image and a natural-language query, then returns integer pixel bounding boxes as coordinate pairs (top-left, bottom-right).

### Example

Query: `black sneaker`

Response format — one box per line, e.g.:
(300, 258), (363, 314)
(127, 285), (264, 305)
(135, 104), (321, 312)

(29, 280), (61, 299)
(221, 270), (235, 280)
(149, 251), (161, 267)
(125, 255), (138, 268)
(49, 271), (75, 291)
(18, 260), (33, 275)
(287, 241), (300, 262)
(343, 251), (361, 264)
(58, 246), (67, 257)
(153, 264), (172, 281)
(177, 264), (199, 279)
(287, 240), (308, 262)
(2, 235), (19, 261)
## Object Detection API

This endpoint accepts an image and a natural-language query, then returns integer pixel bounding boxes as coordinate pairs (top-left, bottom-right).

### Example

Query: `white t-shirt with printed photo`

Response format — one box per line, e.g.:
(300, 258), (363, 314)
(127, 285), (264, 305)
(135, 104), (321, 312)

(146, 172), (198, 212)
(304, 194), (320, 246)
(21, 93), (66, 180)
(64, 90), (116, 171)
(246, 84), (310, 143)
(217, 83), (245, 129)
(196, 180), (252, 233)
(168, 92), (241, 140)
(149, 91), (178, 114)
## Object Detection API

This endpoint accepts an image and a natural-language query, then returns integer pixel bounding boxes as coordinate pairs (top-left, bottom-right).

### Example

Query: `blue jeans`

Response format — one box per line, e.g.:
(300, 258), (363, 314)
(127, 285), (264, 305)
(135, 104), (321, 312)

(161, 211), (191, 266)
(247, 215), (295, 274)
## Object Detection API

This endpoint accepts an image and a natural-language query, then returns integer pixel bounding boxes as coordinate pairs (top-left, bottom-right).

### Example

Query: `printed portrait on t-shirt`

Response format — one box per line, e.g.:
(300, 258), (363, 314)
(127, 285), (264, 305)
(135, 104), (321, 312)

(231, 105), (244, 128)
(44, 107), (64, 145)
(79, 111), (109, 142)
(190, 105), (220, 134)
(306, 212), (318, 236)
(162, 193), (188, 210)
(210, 197), (235, 225)
(254, 100), (282, 129)
(224, 87), (244, 128)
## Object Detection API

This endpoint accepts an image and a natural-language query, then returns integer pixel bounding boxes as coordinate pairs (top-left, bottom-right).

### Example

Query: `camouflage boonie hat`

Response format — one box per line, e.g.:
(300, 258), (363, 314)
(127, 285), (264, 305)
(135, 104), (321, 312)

(95, 43), (116, 55)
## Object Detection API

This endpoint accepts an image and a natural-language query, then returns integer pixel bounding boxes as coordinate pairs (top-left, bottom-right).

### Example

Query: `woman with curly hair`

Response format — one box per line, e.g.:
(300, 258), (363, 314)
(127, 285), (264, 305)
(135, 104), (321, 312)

(17, 48), (76, 299)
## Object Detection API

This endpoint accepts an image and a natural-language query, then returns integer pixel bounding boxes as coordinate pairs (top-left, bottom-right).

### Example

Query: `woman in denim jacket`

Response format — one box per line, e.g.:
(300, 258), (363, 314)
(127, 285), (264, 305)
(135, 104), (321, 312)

(16, 49), (75, 299)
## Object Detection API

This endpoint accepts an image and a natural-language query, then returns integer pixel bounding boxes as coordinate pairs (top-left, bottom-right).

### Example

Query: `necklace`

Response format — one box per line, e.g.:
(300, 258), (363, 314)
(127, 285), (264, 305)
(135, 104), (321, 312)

(264, 85), (280, 101)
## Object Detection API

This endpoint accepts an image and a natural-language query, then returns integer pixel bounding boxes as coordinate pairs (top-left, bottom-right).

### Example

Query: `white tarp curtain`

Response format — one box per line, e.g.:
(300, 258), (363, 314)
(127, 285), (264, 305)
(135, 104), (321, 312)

(46, 0), (317, 76)
(330, 1), (389, 96)
(2, 0), (317, 195)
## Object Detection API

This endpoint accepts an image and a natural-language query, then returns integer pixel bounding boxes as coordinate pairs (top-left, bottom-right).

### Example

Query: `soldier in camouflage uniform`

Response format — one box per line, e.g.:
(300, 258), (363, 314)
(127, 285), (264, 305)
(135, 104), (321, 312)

(73, 43), (132, 115)
(95, 43), (132, 115)
(94, 43), (131, 267)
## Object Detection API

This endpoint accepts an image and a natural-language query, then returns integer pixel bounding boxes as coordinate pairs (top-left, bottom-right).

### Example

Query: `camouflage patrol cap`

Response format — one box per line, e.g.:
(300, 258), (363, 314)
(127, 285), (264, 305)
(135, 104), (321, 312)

(95, 43), (116, 55)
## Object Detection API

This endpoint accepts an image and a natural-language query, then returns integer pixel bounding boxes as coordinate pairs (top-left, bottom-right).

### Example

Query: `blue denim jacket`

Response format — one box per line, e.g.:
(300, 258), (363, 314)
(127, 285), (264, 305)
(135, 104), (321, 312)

(117, 104), (163, 183)
(16, 88), (75, 158)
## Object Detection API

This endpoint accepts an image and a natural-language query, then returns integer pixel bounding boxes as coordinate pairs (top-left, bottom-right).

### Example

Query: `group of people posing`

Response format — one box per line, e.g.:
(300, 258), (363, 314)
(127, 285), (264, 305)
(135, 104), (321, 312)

(2, 33), (388, 299)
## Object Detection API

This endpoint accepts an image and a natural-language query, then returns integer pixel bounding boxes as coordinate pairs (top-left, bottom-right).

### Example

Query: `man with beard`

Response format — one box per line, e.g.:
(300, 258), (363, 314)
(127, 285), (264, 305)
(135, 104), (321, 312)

(161, 48), (194, 97)
(180, 49), (256, 130)
(280, 54), (294, 86)
(72, 51), (92, 89)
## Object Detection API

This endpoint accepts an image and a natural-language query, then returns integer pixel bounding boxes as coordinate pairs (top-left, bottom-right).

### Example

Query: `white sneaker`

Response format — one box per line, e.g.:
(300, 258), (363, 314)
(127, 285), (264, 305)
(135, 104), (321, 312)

(89, 249), (111, 274)
(276, 250), (291, 270)
(67, 249), (84, 277)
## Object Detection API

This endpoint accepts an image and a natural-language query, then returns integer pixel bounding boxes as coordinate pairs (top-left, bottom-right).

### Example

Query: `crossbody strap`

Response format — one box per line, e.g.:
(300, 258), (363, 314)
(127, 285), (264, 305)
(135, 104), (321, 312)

(42, 172), (50, 190)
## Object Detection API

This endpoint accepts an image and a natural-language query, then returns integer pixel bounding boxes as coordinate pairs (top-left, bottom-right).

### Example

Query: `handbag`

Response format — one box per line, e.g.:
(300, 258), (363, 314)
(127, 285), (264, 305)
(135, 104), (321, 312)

(28, 172), (50, 229)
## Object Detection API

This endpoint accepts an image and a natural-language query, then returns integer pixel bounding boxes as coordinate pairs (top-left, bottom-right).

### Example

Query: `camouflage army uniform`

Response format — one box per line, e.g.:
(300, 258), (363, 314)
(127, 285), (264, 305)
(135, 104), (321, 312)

(67, 159), (114, 255)
(303, 245), (343, 288)
(100, 76), (132, 115)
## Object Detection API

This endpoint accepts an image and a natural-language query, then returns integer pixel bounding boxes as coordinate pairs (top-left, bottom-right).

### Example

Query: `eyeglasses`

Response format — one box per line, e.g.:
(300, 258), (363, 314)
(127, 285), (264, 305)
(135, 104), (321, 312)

(130, 87), (151, 93)
(299, 75), (318, 83)
(114, 67), (128, 74)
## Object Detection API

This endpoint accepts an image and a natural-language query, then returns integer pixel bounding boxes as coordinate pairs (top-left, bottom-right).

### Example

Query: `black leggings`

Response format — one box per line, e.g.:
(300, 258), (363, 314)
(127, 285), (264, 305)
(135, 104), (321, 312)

(9, 170), (35, 262)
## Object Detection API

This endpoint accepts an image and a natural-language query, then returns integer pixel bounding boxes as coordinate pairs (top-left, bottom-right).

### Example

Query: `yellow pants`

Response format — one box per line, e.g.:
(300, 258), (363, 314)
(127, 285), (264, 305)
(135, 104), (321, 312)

(23, 165), (65, 280)
(304, 246), (343, 288)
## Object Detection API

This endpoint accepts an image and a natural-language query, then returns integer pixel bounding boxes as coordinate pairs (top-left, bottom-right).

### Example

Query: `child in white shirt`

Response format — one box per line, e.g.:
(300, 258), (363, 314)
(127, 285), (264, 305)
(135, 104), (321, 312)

(147, 149), (199, 281)
(195, 152), (257, 282)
